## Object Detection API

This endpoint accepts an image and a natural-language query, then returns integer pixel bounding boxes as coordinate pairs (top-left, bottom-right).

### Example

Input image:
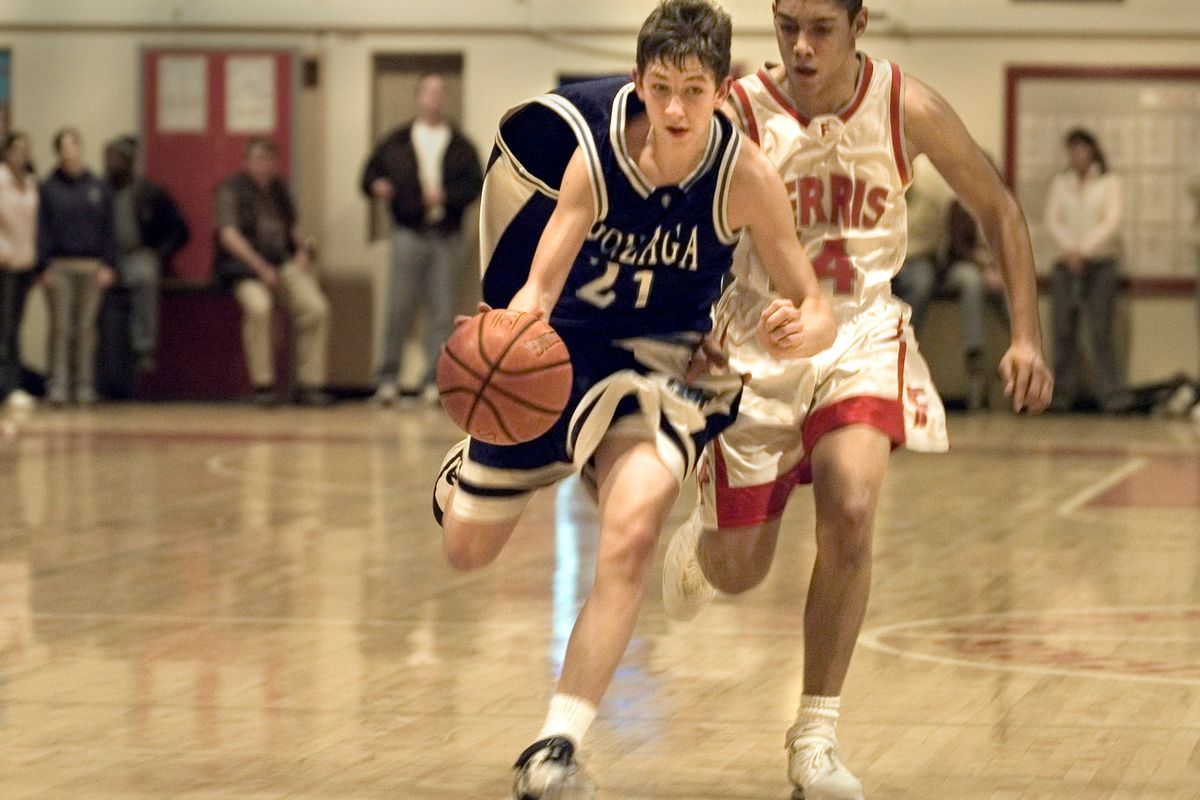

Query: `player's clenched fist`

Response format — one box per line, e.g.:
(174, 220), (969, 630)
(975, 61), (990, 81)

(756, 296), (837, 360)
(999, 342), (1054, 414)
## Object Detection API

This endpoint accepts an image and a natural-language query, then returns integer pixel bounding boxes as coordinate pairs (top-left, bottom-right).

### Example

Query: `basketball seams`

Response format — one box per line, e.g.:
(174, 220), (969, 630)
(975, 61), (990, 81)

(493, 358), (572, 376)
(441, 345), (489, 383)
(466, 312), (544, 434)
(475, 373), (569, 415)
(475, 392), (520, 445)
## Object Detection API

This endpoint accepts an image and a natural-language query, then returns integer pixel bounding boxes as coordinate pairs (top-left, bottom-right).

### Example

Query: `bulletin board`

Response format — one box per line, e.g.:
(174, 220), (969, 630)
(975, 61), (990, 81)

(0, 49), (10, 125)
(1005, 66), (1200, 294)
(140, 49), (295, 283)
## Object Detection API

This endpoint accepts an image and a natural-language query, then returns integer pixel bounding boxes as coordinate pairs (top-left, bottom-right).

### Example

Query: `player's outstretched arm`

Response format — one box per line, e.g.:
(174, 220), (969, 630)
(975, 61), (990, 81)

(904, 75), (1053, 413)
(727, 142), (836, 359)
(507, 148), (596, 318)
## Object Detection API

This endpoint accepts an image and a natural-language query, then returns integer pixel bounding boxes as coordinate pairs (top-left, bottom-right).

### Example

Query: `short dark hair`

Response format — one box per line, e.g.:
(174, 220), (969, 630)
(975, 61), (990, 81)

(832, 0), (865, 22)
(636, 0), (732, 81)
(1065, 127), (1108, 174)
(245, 136), (277, 158)
(53, 127), (81, 154)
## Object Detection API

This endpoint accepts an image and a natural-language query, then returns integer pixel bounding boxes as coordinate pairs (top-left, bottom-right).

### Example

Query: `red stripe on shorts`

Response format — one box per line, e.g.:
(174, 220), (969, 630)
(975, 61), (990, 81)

(801, 396), (906, 458)
(711, 437), (798, 529)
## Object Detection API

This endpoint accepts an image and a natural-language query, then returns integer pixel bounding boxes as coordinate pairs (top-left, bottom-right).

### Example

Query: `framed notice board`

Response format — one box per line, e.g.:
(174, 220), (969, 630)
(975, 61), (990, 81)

(1005, 66), (1200, 293)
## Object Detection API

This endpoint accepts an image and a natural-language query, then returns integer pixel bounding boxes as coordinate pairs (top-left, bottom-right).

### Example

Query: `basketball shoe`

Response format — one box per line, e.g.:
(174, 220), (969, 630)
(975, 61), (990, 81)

(661, 507), (714, 621)
(786, 728), (864, 800)
(432, 439), (466, 527)
(512, 737), (596, 800)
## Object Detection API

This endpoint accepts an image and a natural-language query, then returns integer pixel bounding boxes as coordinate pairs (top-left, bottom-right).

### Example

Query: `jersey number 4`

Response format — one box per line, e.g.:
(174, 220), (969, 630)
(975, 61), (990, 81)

(577, 261), (655, 309)
(812, 239), (856, 295)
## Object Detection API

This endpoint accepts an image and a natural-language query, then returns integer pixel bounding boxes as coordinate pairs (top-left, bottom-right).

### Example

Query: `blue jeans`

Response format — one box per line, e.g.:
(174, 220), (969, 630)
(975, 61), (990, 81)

(118, 248), (160, 359)
(378, 227), (462, 387)
(1051, 258), (1124, 409)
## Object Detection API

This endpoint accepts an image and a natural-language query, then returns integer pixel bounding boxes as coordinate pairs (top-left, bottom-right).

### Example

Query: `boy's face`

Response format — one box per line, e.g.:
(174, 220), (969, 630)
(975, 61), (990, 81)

(635, 57), (731, 151)
(772, 0), (864, 93)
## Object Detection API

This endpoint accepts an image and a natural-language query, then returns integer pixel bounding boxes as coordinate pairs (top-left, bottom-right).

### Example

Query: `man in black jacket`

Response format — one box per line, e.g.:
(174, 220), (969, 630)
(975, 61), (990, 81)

(360, 73), (482, 404)
(104, 136), (189, 373)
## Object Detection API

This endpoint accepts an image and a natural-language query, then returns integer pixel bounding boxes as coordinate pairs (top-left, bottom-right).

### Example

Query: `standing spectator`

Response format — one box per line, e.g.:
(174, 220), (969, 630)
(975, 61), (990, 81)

(214, 137), (331, 407)
(37, 128), (117, 406)
(1044, 128), (1126, 412)
(945, 198), (1011, 409)
(0, 132), (39, 408)
(360, 73), (482, 404)
(892, 156), (952, 330)
(104, 136), (189, 374)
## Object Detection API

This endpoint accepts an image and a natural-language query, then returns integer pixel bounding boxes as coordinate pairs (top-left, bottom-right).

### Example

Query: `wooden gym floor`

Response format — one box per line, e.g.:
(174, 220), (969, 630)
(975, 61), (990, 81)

(0, 404), (1198, 799)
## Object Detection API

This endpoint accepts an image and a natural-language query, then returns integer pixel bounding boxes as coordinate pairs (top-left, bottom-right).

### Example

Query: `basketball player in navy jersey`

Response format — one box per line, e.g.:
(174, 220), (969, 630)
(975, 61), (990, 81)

(430, 2), (838, 796)
(660, 2), (1054, 797)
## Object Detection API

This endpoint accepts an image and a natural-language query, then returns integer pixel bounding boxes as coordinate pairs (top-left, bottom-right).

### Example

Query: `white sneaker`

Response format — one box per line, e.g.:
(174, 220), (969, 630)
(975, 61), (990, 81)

(512, 737), (596, 800)
(5, 389), (35, 410)
(787, 733), (864, 800)
(370, 382), (399, 406)
(421, 383), (441, 405)
(662, 507), (714, 621)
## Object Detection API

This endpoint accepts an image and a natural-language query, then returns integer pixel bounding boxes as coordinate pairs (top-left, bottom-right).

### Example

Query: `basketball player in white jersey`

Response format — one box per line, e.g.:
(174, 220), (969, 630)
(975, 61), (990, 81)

(663, 2), (1054, 798)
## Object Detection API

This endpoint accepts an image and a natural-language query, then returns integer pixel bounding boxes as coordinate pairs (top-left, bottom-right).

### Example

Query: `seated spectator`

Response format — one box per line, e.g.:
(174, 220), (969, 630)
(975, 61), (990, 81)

(214, 137), (331, 406)
(892, 155), (952, 330)
(37, 128), (117, 406)
(944, 198), (1011, 410)
(0, 132), (39, 408)
(104, 136), (189, 374)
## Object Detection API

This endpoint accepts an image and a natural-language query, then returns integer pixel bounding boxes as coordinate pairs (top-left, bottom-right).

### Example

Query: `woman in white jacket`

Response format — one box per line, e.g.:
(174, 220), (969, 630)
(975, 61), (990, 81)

(1044, 128), (1126, 412)
(0, 132), (39, 407)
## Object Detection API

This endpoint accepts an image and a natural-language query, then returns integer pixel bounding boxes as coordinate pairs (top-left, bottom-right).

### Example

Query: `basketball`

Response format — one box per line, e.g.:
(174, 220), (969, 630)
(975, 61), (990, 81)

(436, 309), (573, 445)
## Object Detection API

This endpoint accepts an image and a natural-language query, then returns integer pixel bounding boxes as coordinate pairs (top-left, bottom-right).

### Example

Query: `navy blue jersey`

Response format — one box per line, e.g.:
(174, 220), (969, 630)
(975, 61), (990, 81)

(481, 77), (743, 339)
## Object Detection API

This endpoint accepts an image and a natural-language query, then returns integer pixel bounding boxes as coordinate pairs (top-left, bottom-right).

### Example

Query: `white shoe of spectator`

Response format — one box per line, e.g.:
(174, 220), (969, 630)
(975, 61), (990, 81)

(422, 384), (441, 405)
(5, 389), (35, 410)
(371, 382), (399, 406)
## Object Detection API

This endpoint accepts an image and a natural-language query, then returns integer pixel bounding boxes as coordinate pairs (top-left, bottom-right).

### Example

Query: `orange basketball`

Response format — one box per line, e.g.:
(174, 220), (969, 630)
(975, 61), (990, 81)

(436, 309), (573, 445)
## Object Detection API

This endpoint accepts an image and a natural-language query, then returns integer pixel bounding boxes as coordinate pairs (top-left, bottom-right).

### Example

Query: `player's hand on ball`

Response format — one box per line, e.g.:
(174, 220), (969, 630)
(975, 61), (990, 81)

(454, 303), (492, 329)
(1000, 342), (1053, 414)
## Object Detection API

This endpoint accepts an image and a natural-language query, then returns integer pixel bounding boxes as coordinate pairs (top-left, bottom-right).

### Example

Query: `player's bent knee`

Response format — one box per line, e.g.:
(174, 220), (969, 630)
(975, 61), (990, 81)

(704, 523), (778, 594)
(597, 520), (659, 581)
(441, 516), (515, 572)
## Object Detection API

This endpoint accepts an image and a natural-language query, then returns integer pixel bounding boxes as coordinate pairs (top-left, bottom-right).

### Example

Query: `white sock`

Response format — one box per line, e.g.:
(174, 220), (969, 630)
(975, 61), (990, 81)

(537, 694), (597, 748)
(789, 694), (840, 743)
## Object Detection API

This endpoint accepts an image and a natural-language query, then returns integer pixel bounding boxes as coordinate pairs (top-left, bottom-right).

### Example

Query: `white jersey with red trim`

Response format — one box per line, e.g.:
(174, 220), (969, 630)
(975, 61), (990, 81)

(726, 56), (911, 319)
(701, 53), (947, 506)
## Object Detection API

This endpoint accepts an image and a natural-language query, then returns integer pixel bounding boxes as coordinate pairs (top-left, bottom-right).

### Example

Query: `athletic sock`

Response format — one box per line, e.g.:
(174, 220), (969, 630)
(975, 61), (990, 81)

(789, 694), (840, 743)
(537, 693), (597, 749)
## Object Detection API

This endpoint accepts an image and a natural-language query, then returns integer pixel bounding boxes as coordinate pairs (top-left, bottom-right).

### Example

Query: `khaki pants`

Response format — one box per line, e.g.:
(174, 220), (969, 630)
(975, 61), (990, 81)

(233, 261), (330, 389)
(46, 258), (107, 397)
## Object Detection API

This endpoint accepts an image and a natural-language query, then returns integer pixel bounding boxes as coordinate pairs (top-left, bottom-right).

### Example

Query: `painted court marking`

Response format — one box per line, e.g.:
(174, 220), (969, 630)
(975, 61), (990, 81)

(859, 606), (1200, 687)
(1056, 457), (1149, 516)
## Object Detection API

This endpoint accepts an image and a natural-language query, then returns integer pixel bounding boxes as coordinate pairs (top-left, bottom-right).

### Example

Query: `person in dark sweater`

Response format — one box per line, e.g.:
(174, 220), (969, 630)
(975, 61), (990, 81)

(360, 73), (482, 404)
(37, 128), (118, 405)
(104, 136), (189, 374)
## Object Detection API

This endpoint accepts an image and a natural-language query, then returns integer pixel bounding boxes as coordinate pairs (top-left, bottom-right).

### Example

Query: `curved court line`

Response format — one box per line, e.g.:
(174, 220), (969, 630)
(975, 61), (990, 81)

(204, 447), (381, 495)
(859, 605), (1200, 687)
